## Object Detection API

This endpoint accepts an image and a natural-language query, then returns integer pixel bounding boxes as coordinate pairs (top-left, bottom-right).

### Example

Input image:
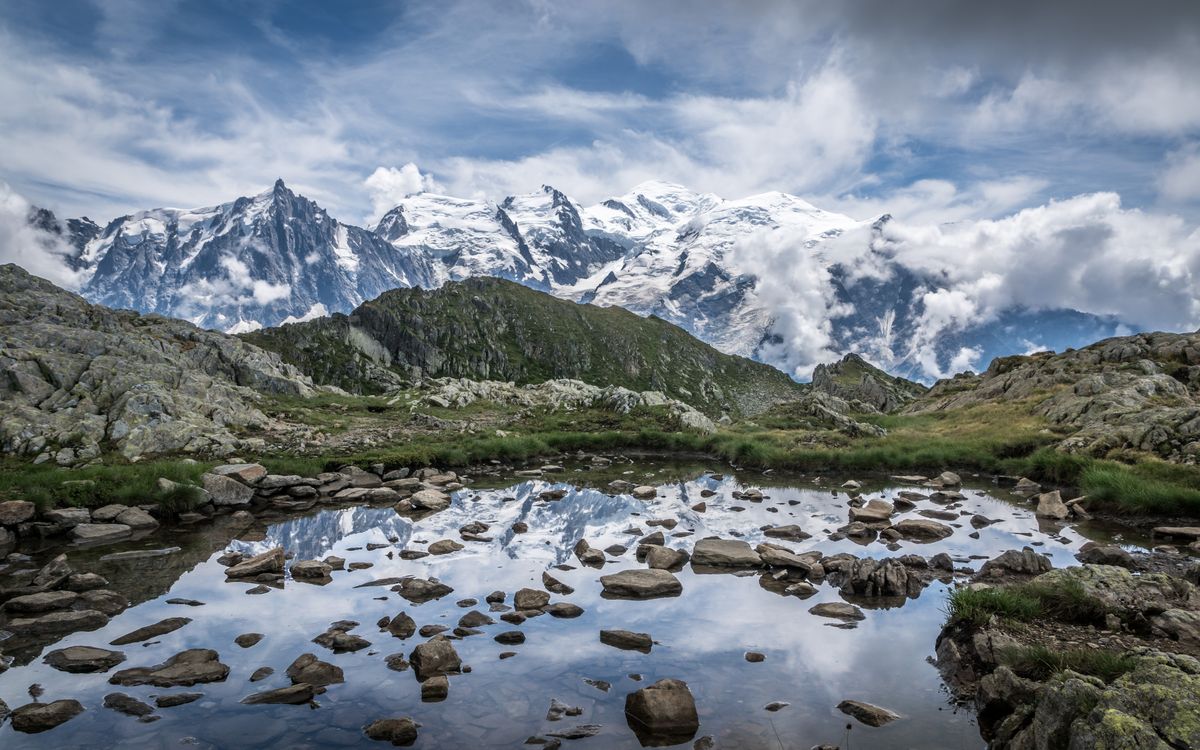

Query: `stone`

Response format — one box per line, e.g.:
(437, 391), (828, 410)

(250, 667), (274, 682)
(762, 524), (811, 541)
(291, 560), (333, 579)
(632, 485), (657, 498)
(409, 636), (462, 681)
(428, 539), (463, 555)
(1153, 526), (1200, 541)
(691, 538), (762, 567)
(746, 652), (765, 662)
(458, 610), (494, 628)
(235, 633), (264, 648)
(644, 545), (689, 570)
(6, 608), (109, 635)
(515, 587), (551, 610)
(1076, 543), (1136, 569)
(409, 489), (451, 511)
(313, 622), (371, 653)
(0, 499), (36, 525)
(600, 569), (683, 599)
(155, 693), (202, 708)
(809, 602), (866, 621)
(1035, 490), (1070, 520)
(64, 571), (109, 591)
(976, 547), (1053, 580)
(242, 684), (319, 705)
(545, 602), (584, 618)
(104, 692), (155, 718)
(10, 699), (84, 733)
(393, 577), (454, 603)
(3, 590), (78, 614)
(1012, 477), (1042, 495)
(937, 471), (962, 486)
(754, 543), (813, 571)
(44, 645), (126, 673)
(495, 630), (526, 644)
(115, 506), (159, 530)
(202, 472), (256, 506)
(849, 498), (894, 523)
(542, 572), (574, 594)
(624, 678), (700, 745)
(421, 675), (449, 701)
(225, 547), (285, 578)
(212, 463), (268, 484)
(286, 653), (345, 686)
(838, 699), (900, 727)
(109, 648), (230, 687)
(45, 507), (91, 529)
(364, 717), (418, 745)
(72, 523), (133, 543)
(387, 612), (417, 639)
(889, 518), (954, 541)
(600, 629), (653, 652)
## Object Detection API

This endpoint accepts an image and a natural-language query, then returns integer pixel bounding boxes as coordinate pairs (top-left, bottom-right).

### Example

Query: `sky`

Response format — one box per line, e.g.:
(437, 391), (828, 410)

(1, 0), (1198, 224)
(1, 0), (1199, 378)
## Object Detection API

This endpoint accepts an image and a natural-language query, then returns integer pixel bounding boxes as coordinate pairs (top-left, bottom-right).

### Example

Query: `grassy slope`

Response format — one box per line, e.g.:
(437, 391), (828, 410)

(244, 277), (803, 417)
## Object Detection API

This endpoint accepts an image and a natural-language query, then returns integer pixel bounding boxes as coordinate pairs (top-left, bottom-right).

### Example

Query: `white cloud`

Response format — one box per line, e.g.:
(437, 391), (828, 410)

(364, 164), (441, 219)
(726, 227), (851, 378)
(0, 183), (87, 289)
(251, 279), (291, 305)
(1159, 142), (1200, 202)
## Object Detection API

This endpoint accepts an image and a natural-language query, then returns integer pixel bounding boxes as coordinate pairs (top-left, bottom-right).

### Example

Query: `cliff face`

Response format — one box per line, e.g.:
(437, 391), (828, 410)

(244, 277), (804, 417)
(0, 264), (317, 462)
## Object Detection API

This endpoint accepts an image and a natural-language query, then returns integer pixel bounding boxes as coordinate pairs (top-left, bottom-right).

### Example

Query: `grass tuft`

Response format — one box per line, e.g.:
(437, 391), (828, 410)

(999, 644), (1137, 684)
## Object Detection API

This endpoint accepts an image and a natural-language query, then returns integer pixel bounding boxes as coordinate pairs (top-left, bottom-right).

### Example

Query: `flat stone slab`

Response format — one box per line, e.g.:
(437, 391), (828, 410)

(690, 538), (762, 567)
(109, 648), (230, 687)
(599, 569), (682, 599)
(110, 617), (192, 645)
(45, 645), (126, 673)
(1154, 526), (1200, 540)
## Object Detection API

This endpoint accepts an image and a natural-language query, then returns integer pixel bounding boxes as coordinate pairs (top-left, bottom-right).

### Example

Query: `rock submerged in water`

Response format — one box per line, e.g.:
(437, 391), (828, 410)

(364, 717), (419, 746)
(690, 538), (762, 568)
(809, 602), (866, 621)
(600, 569), (683, 599)
(838, 699), (900, 727)
(9, 699), (85, 733)
(110, 617), (192, 645)
(44, 645), (126, 673)
(888, 518), (954, 542)
(409, 636), (462, 681)
(600, 629), (653, 653)
(109, 649), (230, 687)
(624, 678), (700, 745)
(224, 547), (285, 578)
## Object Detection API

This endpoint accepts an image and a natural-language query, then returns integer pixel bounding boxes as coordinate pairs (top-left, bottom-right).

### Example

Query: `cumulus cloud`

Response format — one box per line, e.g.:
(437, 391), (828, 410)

(726, 228), (851, 378)
(364, 164), (441, 218)
(0, 183), (87, 289)
(1160, 143), (1200, 203)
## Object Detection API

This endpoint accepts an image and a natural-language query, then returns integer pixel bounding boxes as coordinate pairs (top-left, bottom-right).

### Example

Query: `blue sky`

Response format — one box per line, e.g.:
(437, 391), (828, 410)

(1, 0), (1199, 229)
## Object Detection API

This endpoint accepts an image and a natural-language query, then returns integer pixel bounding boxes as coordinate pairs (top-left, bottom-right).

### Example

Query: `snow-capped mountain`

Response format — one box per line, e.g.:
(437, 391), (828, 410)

(68, 179), (437, 332)
(37, 178), (1129, 382)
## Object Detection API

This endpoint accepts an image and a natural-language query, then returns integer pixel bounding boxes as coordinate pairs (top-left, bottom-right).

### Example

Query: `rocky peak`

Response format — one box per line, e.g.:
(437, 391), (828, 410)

(812, 352), (927, 413)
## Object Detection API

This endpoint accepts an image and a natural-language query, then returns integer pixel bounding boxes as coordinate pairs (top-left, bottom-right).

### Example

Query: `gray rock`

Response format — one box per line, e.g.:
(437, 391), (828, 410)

(838, 699), (900, 727)
(889, 518), (954, 541)
(809, 602), (866, 621)
(235, 633), (264, 648)
(285, 653), (344, 686)
(514, 588), (551, 610)
(290, 560), (333, 579)
(976, 547), (1053, 580)
(624, 678), (700, 744)
(46, 507), (91, 529)
(364, 717), (418, 745)
(72, 523), (133, 543)
(104, 692), (155, 718)
(1076, 543), (1136, 568)
(3, 590), (79, 613)
(212, 463), (268, 484)
(600, 629), (652, 652)
(600, 569), (683, 599)
(110, 617), (192, 645)
(155, 693), (202, 708)
(0, 499), (35, 526)
(202, 472), (257, 506)
(644, 545), (690, 570)
(6, 608), (109, 635)
(409, 636), (462, 681)
(45, 645), (126, 673)
(242, 684), (319, 705)
(1035, 490), (1070, 520)
(428, 539), (463, 555)
(409, 489), (451, 511)
(225, 547), (284, 578)
(9, 699), (85, 733)
(109, 648), (230, 687)
(421, 674), (449, 701)
(691, 538), (762, 567)
(114, 506), (159, 530)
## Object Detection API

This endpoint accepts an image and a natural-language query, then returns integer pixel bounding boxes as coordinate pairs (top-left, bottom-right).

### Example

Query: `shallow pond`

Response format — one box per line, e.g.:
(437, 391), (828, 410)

(0, 462), (1154, 749)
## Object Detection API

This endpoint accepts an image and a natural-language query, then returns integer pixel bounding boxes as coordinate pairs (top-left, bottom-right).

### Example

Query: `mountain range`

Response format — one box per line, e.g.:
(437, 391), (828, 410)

(30, 179), (1129, 382)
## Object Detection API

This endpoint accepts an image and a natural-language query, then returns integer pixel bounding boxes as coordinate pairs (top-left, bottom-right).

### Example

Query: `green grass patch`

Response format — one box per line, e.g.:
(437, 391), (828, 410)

(999, 644), (1137, 684)
(0, 458), (212, 514)
(945, 586), (1043, 627)
(1080, 463), (1200, 515)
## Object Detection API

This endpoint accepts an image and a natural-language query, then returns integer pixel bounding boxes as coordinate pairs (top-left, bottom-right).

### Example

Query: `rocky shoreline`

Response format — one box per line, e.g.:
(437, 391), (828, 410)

(2, 460), (1199, 746)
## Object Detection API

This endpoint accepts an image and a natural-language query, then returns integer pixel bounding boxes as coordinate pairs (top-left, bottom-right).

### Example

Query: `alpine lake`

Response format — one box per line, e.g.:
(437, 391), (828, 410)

(0, 458), (1152, 749)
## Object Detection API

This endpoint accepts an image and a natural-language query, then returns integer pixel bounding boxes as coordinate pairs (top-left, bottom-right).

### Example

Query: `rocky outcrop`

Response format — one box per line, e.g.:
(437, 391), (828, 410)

(909, 330), (1200, 461)
(812, 352), (926, 413)
(0, 264), (319, 461)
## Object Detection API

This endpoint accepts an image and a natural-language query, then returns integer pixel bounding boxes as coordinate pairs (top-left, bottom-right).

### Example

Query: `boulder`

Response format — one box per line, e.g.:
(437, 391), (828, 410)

(421, 674), (449, 701)
(632, 486), (658, 499)
(3, 590), (79, 614)
(242, 684), (319, 705)
(624, 678), (699, 744)
(409, 489), (451, 511)
(225, 547), (285, 578)
(1076, 543), (1136, 569)
(849, 499), (894, 523)
(838, 699), (900, 727)
(409, 636), (462, 681)
(976, 547), (1053, 580)
(428, 539), (463, 555)
(6, 608), (109, 635)
(763, 524), (811, 541)
(291, 560), (333, 579)
(514, 588), (551, 610)
(44, 645), (126, 673)
(104, 692), (155, 718)
(889, 518), (954, 542)
(72, 523), (133, 544)
(9, 699), (84, 733)
(386, 612), (416, 639)
(110, 617), (192, 645)
(600, 629), (652, 653)
(202, 472), (255, 506)
(1035, 490), (1070, 520)
(109, 648), (230, 687)
(755, 543), (814, 571)
(600, 569), (683, 599)
(691, 538), (762, 567)
(809, 602), (865, 621)
(212, 463), (268, 484)
(45, 507), (91, 529)
(644, 545), (689, 570)
(115, 506), (159, 530)
(0, 499), (36, 526)
(364, 717), (419, 746)
(286, 653), (344, 686)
